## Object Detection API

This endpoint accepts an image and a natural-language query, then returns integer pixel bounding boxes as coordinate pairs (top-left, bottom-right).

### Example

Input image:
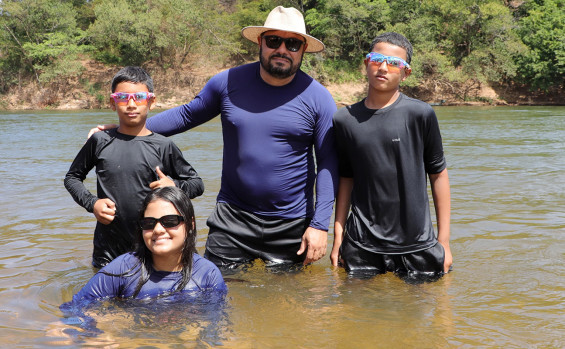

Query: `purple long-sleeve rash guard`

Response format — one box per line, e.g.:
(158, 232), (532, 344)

(147, 62), (338, 231)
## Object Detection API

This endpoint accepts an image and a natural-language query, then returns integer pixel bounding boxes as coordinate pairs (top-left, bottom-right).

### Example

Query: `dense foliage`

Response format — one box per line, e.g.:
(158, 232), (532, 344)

(0, 0), (563, 94)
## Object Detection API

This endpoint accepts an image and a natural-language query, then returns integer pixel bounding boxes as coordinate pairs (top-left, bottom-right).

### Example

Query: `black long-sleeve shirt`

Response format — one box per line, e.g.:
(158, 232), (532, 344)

(65, 129), (204, 267)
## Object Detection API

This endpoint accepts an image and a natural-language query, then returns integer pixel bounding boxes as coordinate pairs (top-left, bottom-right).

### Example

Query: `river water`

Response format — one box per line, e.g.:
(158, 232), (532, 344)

(0, 106), (563, 347)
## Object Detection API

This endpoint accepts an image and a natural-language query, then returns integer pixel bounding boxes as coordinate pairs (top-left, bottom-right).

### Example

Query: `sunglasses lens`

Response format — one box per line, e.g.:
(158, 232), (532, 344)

(160, 215), (182, 228)
(134, 93), (148, 102)
(263, 36), (303, 52)
(113, 93), (129, 105)
(284, 38), (302, 52)
(369, 53), (385, 63)
(112, 92), (152, 106)
(141, 215), (183, 230)
(388, 59), (402, 68)
(141, 218), (157, 230)
(367, 53), (407, 72)
(264, 36), (282, 49)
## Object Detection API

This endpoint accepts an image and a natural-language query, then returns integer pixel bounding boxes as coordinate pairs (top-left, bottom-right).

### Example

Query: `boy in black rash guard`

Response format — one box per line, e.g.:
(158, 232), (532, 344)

(65, 67), (204, 268)
(331, 33), (452, 279)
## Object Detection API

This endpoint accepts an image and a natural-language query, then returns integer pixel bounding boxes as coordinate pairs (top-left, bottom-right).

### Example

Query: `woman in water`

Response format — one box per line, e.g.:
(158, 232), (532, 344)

(63, 186), (226, 305)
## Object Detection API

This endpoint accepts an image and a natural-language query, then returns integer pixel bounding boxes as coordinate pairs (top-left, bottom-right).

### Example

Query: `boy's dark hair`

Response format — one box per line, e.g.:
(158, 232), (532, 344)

(111, 66), (154, 92)
(370, 32), (413, 64)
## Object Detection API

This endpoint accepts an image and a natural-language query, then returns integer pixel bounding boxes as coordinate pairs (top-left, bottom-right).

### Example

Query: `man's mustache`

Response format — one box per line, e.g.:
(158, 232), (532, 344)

(270, 53), (293, 64)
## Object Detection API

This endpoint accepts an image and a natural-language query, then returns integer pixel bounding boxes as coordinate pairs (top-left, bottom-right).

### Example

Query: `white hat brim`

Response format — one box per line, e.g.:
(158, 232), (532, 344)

(241, 26), (325, 53)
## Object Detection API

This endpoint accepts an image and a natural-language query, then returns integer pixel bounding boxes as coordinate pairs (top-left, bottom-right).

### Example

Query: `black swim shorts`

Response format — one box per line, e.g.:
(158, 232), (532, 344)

(340, 236), (446, 276)
(204, 202), (310, 267)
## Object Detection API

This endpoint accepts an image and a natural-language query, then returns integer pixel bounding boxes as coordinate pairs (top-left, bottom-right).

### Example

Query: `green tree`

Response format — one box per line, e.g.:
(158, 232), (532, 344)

(0, 0), (86, 90)
(515, 0), (565, 90)
(420, 0), (525, 82)
(305, 0), (390, 60)
(382, 0), (527, 92)
(87, 0), (160, 65)
(88, 0), (241, 68)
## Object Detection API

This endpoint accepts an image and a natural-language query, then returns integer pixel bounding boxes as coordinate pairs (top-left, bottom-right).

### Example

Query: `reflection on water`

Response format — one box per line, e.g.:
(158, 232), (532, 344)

(0, 107), (564, 347)
(53, 292), (229, 347)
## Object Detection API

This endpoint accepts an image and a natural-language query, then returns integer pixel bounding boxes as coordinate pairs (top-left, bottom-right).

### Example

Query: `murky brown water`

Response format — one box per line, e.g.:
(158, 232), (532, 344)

(0, 106), (564, 347)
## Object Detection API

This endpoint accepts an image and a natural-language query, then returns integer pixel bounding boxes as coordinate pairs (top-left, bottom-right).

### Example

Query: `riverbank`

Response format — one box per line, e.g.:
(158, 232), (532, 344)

(0, 60), (562, 110)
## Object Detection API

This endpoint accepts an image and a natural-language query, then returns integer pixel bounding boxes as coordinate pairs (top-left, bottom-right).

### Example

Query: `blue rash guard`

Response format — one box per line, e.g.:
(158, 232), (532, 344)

(146, 62), (338, 231)
(63, 253), (227, 306)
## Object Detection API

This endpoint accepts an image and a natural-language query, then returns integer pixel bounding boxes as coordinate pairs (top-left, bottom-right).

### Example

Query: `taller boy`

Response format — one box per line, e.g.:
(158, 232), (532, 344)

(332, 33), (452, 276)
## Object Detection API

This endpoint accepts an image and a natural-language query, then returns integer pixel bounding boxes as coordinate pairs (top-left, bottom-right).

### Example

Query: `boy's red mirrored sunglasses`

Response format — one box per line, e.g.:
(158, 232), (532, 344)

(111, 92), (155, 106)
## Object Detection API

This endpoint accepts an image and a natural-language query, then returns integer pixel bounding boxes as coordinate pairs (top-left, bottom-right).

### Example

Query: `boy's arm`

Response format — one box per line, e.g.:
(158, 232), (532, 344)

(160, 143), (205, 199)
(331, 177), (353, 267)
(65, 137), (117, 224)
(429, 168), (452, 273)
(64, 138), (99, 213)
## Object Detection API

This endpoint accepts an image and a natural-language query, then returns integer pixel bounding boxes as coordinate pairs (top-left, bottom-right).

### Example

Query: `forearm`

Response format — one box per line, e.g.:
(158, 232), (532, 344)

(64, 175), (98, 212)
(310, 165), (338, 231)
(429, 169), (451, 244)
(167, 146), (205, 199)
(175, 177), (204, 199)
(334, 177), (353, 237)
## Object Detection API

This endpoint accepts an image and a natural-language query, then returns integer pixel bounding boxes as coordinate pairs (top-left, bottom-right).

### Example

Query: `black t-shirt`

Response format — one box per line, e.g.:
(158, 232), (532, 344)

(65, 129), (204, 267)
(333, 94), (446, 254)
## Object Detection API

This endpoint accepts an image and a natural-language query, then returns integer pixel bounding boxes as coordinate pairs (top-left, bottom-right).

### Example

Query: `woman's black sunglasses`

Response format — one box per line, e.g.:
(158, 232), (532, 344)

(141, 215), (184, 230)
(262, 35), (305, 52)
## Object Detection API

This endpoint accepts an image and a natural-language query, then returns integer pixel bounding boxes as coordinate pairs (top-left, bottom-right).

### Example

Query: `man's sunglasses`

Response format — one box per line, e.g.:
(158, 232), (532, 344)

(140, 215), (184, 230)
(262, 35), (305, 52)
(365, 52), (411, 72)
(111, 92), (155, 106)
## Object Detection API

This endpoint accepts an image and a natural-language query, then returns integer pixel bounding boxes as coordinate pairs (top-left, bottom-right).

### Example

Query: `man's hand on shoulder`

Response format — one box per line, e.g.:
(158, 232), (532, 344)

(87, 124), (118, 139)
(297, 227), (328, 265)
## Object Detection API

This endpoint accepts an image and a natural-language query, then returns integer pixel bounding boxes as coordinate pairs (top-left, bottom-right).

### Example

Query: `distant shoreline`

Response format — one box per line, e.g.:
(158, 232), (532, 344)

(1, 63), (562, 110)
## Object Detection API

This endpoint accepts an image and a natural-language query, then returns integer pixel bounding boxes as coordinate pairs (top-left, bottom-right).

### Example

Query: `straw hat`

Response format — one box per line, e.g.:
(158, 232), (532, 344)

(241, 6), (325, 53)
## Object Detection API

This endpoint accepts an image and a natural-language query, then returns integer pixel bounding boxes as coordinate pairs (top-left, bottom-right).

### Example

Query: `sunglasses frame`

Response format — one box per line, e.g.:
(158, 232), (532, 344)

(110, 92), (155, 106)
(140, 214), (184, 230)
(262, 35), (305, 52)
(365, 52), (411, 72)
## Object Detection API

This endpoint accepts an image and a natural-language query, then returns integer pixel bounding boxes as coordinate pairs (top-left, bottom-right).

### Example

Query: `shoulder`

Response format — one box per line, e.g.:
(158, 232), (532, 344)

(334, 100), (367, 124)
(201, 63), (258, 95)
(89, 128), (115, 144)
(224, 62), (258, 82)
(146, 131), (172, 145)
(100, 252), (139, 274)
(291, 71), (336, 118)
(397, 94), (435, 116)
(144, 133), (183, 152)
(192, 253), (220, 273)
(192, 254), (226, 287)
(298, 70), (334, 100)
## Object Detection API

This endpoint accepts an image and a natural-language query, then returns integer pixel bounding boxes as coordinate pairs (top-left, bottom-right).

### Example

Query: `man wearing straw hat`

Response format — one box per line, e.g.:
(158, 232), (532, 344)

(91, 6), (338, 269)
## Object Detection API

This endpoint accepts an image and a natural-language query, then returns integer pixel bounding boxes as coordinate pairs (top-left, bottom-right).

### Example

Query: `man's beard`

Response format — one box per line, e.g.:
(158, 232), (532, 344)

(259, 46), (303, 79)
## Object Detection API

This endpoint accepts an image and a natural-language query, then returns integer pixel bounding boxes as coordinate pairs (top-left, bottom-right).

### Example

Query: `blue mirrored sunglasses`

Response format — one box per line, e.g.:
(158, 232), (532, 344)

(365, 52), (411, 71)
